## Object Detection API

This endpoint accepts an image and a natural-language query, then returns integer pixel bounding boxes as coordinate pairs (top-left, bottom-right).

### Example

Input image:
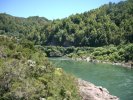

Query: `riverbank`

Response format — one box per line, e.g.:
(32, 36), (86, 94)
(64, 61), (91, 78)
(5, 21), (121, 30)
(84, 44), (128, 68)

(71, 56), (133, 69)
(44, 45), (133, 69)
(77, 79), (119, 100)
(50, 57), (133, 99)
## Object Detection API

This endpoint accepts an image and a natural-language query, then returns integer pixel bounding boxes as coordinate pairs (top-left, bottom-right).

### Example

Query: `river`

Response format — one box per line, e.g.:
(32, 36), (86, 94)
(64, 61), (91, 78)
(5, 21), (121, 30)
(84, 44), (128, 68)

(49, 57), (133, 100)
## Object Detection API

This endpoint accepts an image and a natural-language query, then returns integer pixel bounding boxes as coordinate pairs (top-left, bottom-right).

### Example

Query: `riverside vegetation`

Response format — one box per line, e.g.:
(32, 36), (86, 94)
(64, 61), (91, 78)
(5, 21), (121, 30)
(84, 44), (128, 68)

(0, 36), (119, 100)
(0, 36), (80, 100)
(0, 0), (133, 65)
(0, 0), (133, 99)
(43, 45), (133, 65)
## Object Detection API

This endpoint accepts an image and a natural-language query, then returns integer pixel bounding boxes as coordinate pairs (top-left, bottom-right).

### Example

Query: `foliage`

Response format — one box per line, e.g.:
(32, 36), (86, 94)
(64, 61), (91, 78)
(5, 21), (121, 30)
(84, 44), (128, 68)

(43, 44), (133, 62)
(0, 0), (133, 47)
(42, 0), (133, 46)
(0, 36), (80, 100)
(0, 1), (133, 99)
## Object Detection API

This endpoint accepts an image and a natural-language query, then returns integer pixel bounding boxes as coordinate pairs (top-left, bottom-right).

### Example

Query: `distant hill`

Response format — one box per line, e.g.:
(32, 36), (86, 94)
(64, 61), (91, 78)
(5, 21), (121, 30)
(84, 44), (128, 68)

(27, 16), (49, 22)
(0, 13), (49, 40)
(0, 0), (133, 47)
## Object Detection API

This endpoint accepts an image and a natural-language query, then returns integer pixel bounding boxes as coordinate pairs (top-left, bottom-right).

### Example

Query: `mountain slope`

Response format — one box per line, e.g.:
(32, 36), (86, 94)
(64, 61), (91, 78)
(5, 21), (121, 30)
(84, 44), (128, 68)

(43, 0), (133, 46)
(0, 0), (133, 47)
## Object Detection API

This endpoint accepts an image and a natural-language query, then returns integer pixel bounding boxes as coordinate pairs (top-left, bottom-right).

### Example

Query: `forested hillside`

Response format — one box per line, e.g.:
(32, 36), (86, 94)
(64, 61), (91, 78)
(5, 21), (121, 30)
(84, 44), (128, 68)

(43, 0), (133, 46)
(0, 0), (133, 99)
(0, 0), (133, 47)
(0, 13), (49, 45)
(0, 0), (133, 63)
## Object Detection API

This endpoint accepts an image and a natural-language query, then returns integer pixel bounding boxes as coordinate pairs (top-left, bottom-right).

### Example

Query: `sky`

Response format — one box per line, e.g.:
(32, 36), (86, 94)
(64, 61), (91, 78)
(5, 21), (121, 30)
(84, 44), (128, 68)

(0, 0), (122, 20)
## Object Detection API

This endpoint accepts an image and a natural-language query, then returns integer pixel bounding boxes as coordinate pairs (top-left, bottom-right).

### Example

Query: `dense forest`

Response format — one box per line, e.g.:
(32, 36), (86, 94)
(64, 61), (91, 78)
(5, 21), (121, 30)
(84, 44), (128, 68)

(0, 0), (133, 47)
(0, 0), (133, 63)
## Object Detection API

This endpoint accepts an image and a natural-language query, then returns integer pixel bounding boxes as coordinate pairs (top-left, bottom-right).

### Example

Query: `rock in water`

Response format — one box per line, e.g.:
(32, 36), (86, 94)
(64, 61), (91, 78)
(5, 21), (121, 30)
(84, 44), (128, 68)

(77, 79), (119, 100)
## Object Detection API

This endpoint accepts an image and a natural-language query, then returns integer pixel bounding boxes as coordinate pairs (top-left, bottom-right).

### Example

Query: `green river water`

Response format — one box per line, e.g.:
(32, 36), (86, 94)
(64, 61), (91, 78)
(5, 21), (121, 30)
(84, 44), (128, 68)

(49, 57), (133, 100)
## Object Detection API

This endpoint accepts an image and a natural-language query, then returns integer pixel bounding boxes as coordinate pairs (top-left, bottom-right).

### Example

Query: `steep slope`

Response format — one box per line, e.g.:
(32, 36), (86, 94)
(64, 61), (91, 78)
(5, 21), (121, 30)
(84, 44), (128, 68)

(0, 0), (133, 47)
(43, 0), (133, 46)
(0, 35), (80, 100)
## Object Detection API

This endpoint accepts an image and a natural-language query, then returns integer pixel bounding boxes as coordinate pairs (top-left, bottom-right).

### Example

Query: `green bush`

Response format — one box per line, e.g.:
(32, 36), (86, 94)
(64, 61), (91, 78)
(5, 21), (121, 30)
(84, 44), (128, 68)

(0, 36), (80, 100)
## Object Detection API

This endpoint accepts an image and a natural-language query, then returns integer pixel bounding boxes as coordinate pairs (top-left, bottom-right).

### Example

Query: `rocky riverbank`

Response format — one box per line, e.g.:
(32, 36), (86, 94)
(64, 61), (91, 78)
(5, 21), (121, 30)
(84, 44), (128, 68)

(72, 56), (133, 69)
(77, 79), (119, 100)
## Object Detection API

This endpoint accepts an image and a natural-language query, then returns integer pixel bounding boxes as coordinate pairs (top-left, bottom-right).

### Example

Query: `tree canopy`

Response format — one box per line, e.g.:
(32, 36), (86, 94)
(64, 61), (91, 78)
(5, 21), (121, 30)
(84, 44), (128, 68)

(0, 0), (133, 47)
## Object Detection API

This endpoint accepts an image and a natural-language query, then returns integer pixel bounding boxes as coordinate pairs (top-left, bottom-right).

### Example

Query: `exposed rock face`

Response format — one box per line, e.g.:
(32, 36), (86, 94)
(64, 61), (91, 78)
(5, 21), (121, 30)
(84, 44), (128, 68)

(77, 79), (119, 100)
